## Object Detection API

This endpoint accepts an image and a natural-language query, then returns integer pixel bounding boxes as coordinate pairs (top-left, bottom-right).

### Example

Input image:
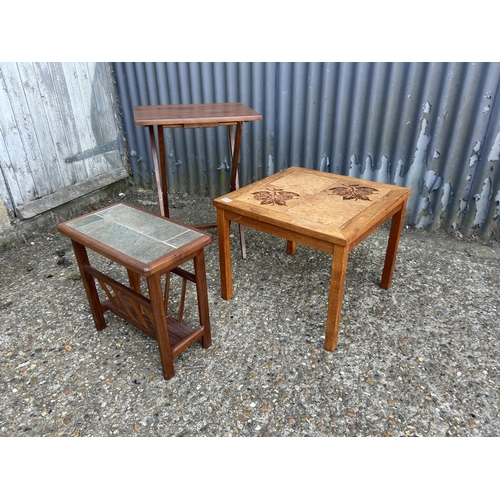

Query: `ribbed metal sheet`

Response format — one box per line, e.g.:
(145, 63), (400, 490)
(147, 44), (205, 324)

(112, 62), (500, 240)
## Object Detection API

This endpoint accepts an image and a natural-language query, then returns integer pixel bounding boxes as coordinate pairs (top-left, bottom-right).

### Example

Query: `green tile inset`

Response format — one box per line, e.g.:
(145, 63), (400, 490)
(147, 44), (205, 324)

(76, 218), (175, 263)
(68, 204), (204, 263)
(67, 213), (103, 229)
(166, 230), (202, 248)
(100, 204), (199, 243)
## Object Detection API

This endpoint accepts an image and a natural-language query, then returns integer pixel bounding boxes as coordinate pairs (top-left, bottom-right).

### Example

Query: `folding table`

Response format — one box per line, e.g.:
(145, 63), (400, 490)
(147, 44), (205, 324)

(134, 102), (262, 258)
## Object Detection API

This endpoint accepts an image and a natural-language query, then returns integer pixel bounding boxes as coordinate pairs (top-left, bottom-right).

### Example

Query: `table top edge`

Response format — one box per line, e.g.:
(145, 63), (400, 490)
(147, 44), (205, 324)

(133, 102), (262, 126)
(56, 202), (213, 275)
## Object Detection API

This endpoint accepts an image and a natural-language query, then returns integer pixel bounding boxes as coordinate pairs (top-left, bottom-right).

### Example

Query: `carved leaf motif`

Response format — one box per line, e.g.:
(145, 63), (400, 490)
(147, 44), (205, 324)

(252, 187), (300, 206)
(328, 183), (379, 201)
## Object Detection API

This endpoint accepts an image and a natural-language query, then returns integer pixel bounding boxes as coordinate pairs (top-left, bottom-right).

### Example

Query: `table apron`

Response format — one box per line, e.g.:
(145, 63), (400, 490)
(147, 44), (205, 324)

(347, 201), (405, 251)
(183, 122), (237, 129)
(151, 121), (241, 129)
(61, 234), (209, 277)
(220, 210), (338, 255)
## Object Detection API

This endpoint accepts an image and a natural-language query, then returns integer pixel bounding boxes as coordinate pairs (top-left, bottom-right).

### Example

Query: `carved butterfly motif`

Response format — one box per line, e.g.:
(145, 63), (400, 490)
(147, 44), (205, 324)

(251, 187), (300, 206)
(328, 183), (379, 201)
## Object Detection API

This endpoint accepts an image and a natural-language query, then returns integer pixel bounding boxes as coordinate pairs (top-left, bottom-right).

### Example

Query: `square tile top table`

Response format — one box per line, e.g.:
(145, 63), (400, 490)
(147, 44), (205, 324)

(213, 166), (411, 352)
(214, 166), (411, 248)
(58, 202), (211, 276)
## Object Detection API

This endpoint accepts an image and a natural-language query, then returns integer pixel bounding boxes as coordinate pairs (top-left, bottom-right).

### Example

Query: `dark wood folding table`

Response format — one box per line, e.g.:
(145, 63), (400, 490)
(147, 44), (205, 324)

(134, 102), (262, 257)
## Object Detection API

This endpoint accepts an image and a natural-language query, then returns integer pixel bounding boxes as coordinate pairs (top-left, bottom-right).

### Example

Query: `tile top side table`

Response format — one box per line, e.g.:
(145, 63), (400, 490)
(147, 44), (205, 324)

(57, 202), (213, 380)
(213, 166), (412, 353)
(133, 102), (262, 220)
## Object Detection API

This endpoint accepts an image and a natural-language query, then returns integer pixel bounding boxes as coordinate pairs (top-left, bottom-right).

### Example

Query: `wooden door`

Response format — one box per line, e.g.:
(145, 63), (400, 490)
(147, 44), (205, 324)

(0, 62), (128, 220)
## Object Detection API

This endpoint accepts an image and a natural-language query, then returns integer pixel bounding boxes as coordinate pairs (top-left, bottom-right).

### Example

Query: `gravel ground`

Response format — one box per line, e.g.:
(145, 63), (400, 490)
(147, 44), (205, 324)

(1, 185), (499, 438)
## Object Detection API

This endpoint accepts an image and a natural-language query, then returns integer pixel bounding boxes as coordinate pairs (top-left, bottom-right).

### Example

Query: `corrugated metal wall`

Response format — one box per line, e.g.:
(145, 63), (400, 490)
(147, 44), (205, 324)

(113, 62), (500, 240)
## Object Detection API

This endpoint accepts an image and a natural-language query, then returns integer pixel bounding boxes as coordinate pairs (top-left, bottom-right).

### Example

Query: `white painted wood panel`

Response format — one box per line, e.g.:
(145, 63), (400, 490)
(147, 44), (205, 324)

(0, 62), (128, 220)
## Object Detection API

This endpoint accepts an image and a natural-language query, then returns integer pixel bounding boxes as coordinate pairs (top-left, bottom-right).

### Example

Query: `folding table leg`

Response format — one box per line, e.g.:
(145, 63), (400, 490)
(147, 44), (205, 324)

(228, 123), (247, 259)
(149, 125), (169, 218)
(233, 170), (247, 260)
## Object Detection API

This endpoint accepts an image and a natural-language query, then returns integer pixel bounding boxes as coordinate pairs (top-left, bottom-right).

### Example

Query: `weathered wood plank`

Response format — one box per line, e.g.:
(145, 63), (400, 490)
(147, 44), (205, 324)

(61, 62), (100, 178)
(0, 64), (37, 205)
(0, 62), (127, 218)
(17, 63), (65, 193)
(0, 132), (19, 211)
(86, 62), (122, 171)
(16, 168), (129, 220)
(0, 159), (13, 213)
(46, 62), (87, 184)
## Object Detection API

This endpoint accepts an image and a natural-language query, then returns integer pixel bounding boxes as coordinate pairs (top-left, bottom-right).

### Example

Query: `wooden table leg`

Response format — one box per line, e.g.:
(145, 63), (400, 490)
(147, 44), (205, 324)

(147, 273), (175, 380)
(286, 240), (297, 255)
(229, 123), (243, 192)
(193, 249), (212, 349)
(228, 123), (247, 259)
(380, 199), (407, 289)
(149, 125), (169, 218)
(71, 241), (106, 331)
(234, 171), (247, 260)
(127, 269), (141, 293)
(216, 208), (233, 300)
(157, 125), (169, 217)
(324, 244), (349, 351)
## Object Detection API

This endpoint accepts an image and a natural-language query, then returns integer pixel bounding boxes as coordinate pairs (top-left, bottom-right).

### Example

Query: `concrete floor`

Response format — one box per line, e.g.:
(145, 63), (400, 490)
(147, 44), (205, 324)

(1, 187), (499, 437)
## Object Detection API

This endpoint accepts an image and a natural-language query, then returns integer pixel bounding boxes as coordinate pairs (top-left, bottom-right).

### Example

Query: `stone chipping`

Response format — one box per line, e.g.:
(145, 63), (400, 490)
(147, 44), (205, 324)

(1, 187), (499, 437)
